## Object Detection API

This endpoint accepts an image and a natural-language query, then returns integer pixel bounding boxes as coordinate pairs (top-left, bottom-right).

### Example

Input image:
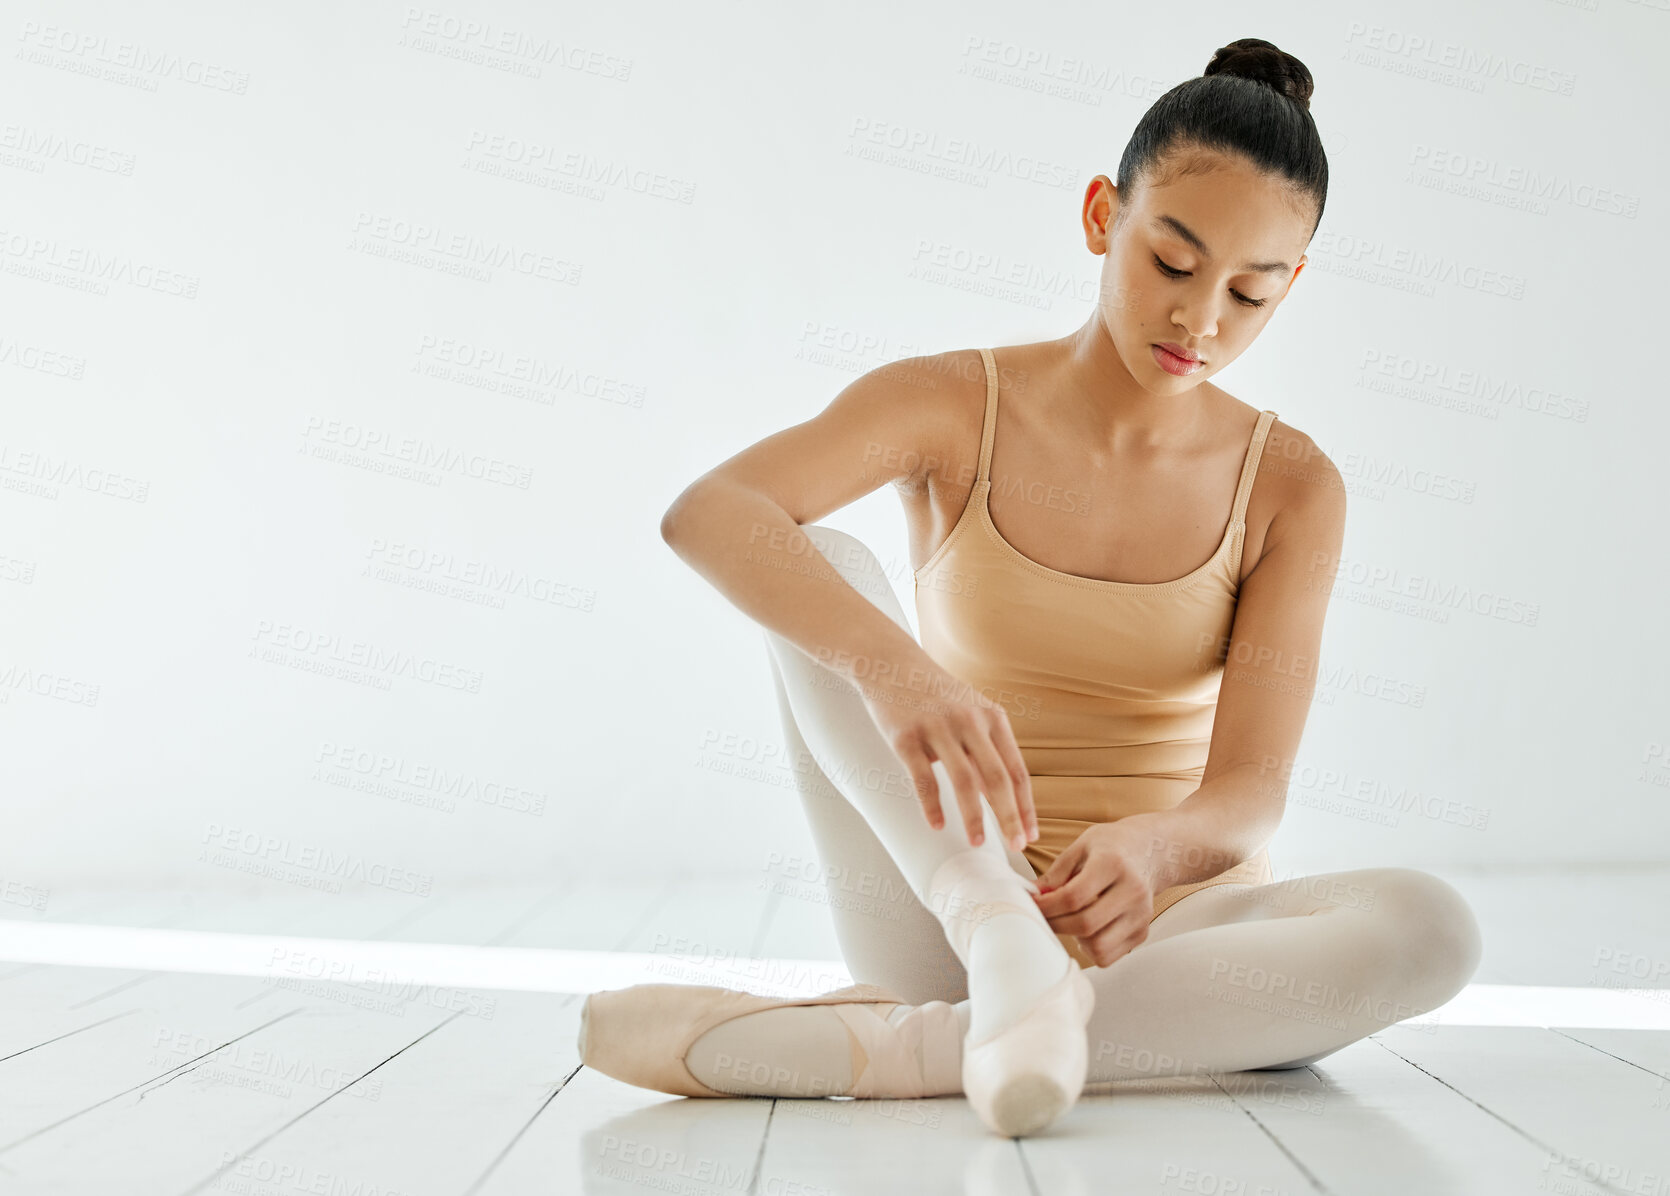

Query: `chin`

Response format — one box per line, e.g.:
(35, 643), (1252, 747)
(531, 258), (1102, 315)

(1152, 375), (1206, 397)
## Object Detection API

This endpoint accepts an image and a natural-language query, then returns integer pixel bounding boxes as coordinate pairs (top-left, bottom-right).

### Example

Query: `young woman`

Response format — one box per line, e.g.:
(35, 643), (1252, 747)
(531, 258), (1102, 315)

(577, 38), (1483, 1139)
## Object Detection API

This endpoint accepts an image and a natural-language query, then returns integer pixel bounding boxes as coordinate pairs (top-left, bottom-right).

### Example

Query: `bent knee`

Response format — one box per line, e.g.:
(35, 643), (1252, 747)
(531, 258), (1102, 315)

(1362, 867), (1483, 1000)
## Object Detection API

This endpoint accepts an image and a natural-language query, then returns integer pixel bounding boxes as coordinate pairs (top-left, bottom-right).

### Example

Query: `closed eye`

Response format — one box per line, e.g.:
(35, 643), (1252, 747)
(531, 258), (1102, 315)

(1154, 254), (1267, 309)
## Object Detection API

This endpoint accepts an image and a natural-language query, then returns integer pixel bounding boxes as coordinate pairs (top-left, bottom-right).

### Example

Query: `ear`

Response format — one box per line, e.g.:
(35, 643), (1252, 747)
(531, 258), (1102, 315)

(1083, 175), (1117, 253)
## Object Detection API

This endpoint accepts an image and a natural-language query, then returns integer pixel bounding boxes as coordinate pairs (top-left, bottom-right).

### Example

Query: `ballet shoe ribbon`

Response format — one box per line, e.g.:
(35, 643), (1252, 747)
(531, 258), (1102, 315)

(832, 1001), (963, 1099)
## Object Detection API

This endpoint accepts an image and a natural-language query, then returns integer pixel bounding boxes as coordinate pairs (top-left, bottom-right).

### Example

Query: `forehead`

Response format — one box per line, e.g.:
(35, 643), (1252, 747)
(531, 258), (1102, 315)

(1132, 148), (1313, 259)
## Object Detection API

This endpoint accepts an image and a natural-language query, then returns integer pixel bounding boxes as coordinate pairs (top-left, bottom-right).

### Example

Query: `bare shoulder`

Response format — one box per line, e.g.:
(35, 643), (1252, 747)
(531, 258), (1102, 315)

(1255, 414), (1347, 552)
(666, 345), (993, 532)
(855, 346), (991, 497)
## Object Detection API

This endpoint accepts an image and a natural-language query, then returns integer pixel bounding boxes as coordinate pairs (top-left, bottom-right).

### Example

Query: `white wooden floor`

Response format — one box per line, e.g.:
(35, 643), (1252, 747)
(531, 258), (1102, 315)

(1, 868), (1667, 1195)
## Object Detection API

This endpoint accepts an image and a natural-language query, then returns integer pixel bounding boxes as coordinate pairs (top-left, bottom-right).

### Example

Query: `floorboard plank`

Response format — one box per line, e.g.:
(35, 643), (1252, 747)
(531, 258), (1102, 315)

(0, 889), (588, 1192)
(1550, 1026), (1670, 1086)
(470, 1064), (774, 1196)
(764, 1094), (1033, 1195)
(0, 977), (457, 1193)
(0, 971), (324, 1153)
(198, 990), (582, 1196)
(0, 965), (168, 1061)
(1214, 1035), (1620, 1196)
(1371, 1023), (1670, 1195)
(1019, 1076), (1325, 1195)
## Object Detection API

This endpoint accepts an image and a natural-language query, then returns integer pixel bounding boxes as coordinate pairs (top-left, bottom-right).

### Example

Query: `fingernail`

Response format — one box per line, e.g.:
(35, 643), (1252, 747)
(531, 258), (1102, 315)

(1010, 833), (1025, 852)
(971, 832), (984, 846)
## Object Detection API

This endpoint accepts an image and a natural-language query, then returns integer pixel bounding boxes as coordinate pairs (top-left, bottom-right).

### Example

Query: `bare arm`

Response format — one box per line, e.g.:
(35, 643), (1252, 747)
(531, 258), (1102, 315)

(658, 397), (929, 707)
(1128, 432), (1349, 891)
(661, 354), (1039, 852)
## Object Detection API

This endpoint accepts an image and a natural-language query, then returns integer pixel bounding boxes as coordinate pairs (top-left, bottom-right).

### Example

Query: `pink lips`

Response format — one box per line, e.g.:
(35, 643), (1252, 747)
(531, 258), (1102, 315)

(1151, 343), (1204, 376)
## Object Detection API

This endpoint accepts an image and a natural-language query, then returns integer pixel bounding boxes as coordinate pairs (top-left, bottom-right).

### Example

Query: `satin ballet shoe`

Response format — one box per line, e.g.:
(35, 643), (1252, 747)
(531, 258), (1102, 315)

(961, 963), (1095, 1137)
(577, 980), (961, 1099)
(926, 850), (1097, 1137)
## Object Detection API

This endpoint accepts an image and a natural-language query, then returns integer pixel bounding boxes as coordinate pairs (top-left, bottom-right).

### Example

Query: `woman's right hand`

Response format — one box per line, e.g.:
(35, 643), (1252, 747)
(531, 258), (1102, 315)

(853, 662), (1038, 853)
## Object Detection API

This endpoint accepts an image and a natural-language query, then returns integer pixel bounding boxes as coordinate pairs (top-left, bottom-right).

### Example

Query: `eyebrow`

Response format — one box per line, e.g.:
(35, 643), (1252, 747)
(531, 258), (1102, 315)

(1153, 214), (1293, 275)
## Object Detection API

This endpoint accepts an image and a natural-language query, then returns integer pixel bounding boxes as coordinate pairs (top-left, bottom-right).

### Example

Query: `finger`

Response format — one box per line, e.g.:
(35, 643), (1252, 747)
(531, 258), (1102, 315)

(960, 718), (1025, 851)
(1052, 884), (1124, 937)
(988, 712), (1038, 841)
(1042, 858), (1105, 917)
(1092, 883), (1152, 938)
(1086, 936), (1137, 970)
(1033, 841), (1082, 900)
(1061, 880), (1152, 942)
(895, 735), (945, 831)
(1086, 911), (1151, 968)
(929, 734), (988, 847)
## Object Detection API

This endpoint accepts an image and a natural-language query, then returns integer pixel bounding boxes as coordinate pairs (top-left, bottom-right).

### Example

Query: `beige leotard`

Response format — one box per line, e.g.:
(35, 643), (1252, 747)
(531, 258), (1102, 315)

(913, 347), (1278, 968)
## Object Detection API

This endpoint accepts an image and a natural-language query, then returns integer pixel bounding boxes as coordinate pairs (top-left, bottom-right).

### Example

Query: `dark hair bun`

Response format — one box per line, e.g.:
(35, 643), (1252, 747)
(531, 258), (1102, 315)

(1204, 38), (1314, 111)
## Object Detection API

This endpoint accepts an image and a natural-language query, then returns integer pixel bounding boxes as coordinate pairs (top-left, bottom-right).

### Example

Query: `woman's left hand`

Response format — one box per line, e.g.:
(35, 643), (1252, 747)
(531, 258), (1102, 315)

(1032, 820), (1162, 967)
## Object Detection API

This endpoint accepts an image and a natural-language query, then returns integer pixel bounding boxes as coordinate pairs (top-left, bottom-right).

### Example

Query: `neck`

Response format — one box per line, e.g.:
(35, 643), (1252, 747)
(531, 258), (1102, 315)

(1051, 316), (1213, 455)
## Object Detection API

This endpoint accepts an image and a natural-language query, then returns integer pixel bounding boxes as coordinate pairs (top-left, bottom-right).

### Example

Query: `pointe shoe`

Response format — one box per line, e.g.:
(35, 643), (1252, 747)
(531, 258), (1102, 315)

(577, 980), (960, 1099)
(927, 850), (1098, 1137)
(961, 964), (1095, 1137)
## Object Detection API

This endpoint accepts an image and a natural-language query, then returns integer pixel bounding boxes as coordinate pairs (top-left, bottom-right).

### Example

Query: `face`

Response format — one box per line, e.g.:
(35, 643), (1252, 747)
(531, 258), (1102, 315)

(1085, 147), (1313, 393)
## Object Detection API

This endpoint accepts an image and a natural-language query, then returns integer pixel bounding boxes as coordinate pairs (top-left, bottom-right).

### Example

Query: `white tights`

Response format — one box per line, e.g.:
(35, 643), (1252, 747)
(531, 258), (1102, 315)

(690, 525), (1483, 1091)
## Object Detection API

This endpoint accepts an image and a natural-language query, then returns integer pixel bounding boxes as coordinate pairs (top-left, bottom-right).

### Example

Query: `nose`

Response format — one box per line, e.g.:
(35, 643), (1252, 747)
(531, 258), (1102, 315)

(1171, 292), (1221, 341)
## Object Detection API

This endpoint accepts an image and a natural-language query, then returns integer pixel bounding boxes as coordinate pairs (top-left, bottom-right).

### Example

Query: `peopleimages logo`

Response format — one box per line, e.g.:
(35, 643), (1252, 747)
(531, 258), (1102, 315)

(199, 823), (434, 896)
(1307, 552), (1540, 627)
(847, 117), (1079, 189)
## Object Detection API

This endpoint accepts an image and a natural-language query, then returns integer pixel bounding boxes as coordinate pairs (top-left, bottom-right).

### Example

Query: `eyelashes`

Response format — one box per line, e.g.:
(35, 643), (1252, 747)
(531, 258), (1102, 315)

(1152, 254), (1268, 309)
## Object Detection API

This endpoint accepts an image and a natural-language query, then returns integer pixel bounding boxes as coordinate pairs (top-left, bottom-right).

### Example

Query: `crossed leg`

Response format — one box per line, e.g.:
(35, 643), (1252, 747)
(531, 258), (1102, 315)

(1076, 867), (1481, 1078)
(750, 523), (1483, 1085)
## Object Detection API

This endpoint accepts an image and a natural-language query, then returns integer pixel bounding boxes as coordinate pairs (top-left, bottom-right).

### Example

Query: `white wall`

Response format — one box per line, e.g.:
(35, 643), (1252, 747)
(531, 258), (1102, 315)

(5, 0), (1666, 911)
